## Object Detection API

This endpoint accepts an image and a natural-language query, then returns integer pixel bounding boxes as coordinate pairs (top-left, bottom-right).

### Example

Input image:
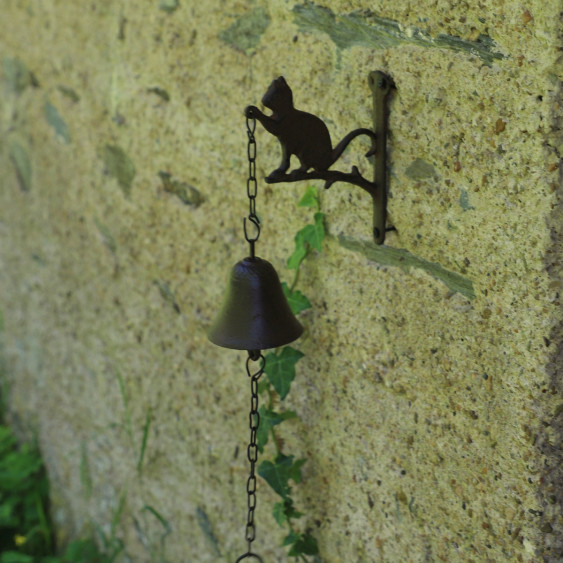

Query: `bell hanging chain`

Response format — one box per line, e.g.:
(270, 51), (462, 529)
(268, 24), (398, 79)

(235, 351), (265, 563)
(243, 116), (261, 258)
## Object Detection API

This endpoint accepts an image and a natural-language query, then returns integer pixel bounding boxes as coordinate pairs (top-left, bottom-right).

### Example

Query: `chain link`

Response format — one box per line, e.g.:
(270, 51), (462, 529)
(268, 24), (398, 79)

(243, 117), (260, 258)
(235, 351), (265, 562)
(235, 118), (266, 563)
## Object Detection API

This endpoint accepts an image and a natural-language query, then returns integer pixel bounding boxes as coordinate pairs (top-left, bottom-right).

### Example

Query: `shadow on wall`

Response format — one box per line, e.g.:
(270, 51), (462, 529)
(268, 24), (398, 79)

(537, 161), (563, 559)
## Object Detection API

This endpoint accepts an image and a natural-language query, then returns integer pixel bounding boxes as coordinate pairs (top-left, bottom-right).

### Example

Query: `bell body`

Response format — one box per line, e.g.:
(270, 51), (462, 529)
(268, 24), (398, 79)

(208, 256), (303, 351)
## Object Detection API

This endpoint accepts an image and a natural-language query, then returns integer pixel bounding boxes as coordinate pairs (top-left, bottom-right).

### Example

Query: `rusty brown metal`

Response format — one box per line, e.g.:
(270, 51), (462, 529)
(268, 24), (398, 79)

(207, 257), (303, 351)
(244, 72), (394, 244)
(369, 70), (393, 244)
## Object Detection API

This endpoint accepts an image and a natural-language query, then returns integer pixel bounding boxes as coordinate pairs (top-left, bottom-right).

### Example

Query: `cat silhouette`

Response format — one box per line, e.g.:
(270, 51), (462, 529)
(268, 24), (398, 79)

(245, 76), (376, 180)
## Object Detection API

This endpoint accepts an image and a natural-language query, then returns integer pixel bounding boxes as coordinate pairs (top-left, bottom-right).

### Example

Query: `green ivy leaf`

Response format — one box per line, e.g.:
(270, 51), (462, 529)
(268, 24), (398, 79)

(298, 185), (319, 209)
(288, 458), (306, 484)
(309, 212), (326, 251)
(272, 497), (303, 532)
(287, 532), (319, 556)
(272, 502), (288, 526)
(286, 228), (308, 270)
(259, 454), (305, 500)
(257, 379), (269, 395)
(286, 213), (326, 270)
(281, 283), (312, 315)
(285, 498), (303, 520)
(272, 498), (304, 528)
(258, 457), (291, 499)
(282, 531), (300, 546)
(264, 347), (304, 400)
(257, 407), (298, 453)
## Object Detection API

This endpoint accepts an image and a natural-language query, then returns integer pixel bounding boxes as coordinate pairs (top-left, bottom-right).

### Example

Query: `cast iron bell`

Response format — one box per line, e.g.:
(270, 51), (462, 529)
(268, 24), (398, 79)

(208, 256), (303, 351)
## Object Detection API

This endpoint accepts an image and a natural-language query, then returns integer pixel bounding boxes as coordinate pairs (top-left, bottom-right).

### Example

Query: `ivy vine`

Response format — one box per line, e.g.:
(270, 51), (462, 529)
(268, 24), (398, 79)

(257, 185), (325, 560)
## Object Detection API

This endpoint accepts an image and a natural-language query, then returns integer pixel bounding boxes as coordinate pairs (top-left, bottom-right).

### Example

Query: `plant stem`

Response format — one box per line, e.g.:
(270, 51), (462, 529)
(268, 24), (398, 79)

(290, 248), (310, 292)
(270, 426), (281, 456)
(287, 517), (309, 562)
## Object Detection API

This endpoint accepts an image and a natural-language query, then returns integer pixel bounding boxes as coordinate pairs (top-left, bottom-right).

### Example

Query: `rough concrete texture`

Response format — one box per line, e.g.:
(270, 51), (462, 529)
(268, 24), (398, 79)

(0, 1), (561, 561)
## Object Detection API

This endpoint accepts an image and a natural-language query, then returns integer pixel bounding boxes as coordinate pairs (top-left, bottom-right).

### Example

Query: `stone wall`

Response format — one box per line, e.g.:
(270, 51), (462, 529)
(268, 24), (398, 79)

(0, 1), (561, 561)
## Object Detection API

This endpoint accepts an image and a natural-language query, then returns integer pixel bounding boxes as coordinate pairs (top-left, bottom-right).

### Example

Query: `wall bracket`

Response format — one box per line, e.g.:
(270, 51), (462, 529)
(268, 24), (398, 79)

(245, 71), (393, 244)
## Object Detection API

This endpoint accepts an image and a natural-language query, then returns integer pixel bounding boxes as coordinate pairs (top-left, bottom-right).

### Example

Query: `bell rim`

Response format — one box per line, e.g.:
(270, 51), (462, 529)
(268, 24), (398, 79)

(208, 323), (304, 351)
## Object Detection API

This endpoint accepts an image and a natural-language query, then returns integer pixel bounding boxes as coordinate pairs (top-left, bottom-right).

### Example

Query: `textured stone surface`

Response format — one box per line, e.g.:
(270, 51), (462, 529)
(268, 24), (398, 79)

(0, 1), (561, 561)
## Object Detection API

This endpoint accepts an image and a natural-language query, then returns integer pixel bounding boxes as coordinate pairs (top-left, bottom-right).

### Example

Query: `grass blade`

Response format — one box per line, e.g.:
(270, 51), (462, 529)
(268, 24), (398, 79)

(114, 368), (133, 446)
(137, 408), (152, 474)
(80, 441), (92, 499)
(111, 488), (127, 539)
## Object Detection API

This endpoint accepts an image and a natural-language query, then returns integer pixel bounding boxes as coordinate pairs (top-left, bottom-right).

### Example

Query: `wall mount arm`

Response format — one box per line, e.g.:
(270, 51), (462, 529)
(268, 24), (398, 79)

(244, 71), (393, 244)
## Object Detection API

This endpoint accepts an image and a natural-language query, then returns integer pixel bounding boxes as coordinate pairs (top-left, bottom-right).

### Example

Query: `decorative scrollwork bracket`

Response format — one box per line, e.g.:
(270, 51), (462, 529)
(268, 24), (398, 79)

(244, 71), (394, 244)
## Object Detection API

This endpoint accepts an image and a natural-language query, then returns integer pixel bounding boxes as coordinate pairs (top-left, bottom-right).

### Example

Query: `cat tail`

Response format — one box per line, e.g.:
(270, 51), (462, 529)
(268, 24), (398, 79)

(330, 128), (377, 166)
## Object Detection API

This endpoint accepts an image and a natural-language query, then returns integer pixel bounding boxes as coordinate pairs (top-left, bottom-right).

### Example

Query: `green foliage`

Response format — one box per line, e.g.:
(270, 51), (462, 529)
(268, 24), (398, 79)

(0, 329), (163, 562)
(281, 284), (312, 316)
(287, 186), (326, 272)
(0, 423), (133, 562)
(1, 553), (34, 562)
(137, 408), (152, 474)
(0, 426), (51, 558)
(113, 368), (152, 475)
(60, 538), (112, 563)
(114, 368), (133, 445)
(288, 533), (319, 557)
(141, 506), (170, 536)
(257, 455), (305, 500)
(256, 407), (297, 453)
(287, 213), (325, 270)
(257, 186), (323, 559)
(272, 499), (303, 527)
(264, 347), (304, 400)
(195, 507), (220, 556)
(297, 186), (320, 209)
(133, 505), (172, 562)
(110, 490), (126, 545)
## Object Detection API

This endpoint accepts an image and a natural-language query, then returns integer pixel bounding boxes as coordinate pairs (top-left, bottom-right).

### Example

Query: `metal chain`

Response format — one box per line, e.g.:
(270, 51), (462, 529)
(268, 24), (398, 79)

(235, 351), (265, 563)
(243, 117), (260, 258)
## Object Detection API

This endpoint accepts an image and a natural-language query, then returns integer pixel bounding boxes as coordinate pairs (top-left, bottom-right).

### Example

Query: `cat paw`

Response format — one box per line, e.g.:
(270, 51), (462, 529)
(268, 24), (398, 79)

(244, 105), (259, 118)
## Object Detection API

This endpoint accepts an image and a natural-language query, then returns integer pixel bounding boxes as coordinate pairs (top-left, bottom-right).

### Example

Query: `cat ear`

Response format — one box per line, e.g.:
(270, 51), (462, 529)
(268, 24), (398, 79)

(278, 76), (287, 84)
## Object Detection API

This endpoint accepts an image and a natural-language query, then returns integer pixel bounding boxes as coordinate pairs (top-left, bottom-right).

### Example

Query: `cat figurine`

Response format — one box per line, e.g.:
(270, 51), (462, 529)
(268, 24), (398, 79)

(244, 76), (376, 180)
